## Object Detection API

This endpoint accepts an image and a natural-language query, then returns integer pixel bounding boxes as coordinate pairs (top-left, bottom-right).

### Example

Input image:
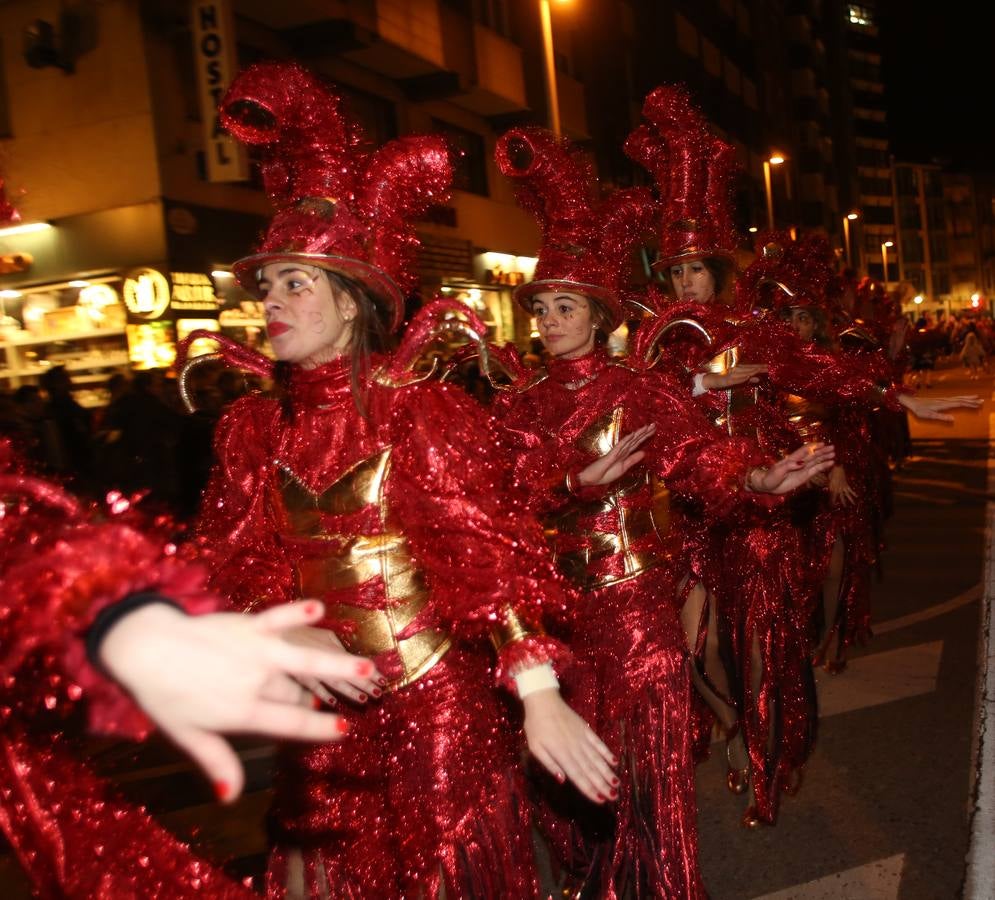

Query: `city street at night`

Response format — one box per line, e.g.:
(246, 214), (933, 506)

(1, 364), (991, 898)
(2, 0), (994, 897)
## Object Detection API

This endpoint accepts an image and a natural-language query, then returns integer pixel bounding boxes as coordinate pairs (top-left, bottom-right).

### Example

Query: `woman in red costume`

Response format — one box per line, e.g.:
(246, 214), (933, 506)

(762, 236), (883, 672)
(191, 62), (617, 899)
(623, 85), (980, 828)
(490, 126), (834, 898)
(0, 438), (376, 898)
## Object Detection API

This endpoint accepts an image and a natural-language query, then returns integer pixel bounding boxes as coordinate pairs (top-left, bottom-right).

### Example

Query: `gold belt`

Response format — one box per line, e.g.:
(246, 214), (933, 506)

(297, 530), (452, 690)
(547, 478), (672, 590)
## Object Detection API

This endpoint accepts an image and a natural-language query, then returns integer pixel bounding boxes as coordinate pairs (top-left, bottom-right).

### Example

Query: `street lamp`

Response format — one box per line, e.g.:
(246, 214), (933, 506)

(843, 211), (859, 268)
(913, 295), (924, 305)
(539, 0), (570, 137)
(881, 240), (894, 285)
(762, 154), (785, 230)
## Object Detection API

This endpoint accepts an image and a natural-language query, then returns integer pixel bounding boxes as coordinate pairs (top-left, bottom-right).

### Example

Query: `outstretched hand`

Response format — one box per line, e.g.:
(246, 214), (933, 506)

(701, 363), (768, 390)
(523, 689), (619, 805)
(100, 600), (377, 803)
(749, 442), (836, 495)
(899, 393), (982, 423)
(577, 424), (657, 488)
(828, 464), (857, 507)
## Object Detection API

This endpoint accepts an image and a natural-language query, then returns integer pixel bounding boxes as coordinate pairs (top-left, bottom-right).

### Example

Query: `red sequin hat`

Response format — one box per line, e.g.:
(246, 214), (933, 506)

(625, 85), (739, 269)
(223, 62), (454, 332)
(495, 127), (655, 331)
(735, 231), (836, 313)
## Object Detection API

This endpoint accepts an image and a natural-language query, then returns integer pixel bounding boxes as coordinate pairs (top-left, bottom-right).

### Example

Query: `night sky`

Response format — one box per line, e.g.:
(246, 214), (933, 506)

(878, 1), (995, 172)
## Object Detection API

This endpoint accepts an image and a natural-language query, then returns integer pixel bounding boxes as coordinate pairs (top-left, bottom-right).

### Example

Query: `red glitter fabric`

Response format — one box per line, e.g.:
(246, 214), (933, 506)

(624, 85), (739, 267)
(494, 127), (656, 330)
(635, 288), (904, 824)
(494, 347), (772, 897)
(0, 443), (250, 898)
(194, 354), (572, 898)
(220, 62), (454, 331)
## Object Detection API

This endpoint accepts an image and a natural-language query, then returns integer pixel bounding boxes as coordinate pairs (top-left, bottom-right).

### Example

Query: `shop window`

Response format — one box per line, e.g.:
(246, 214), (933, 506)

(431, 119), (488, 196)
(848, 4), (874, 27)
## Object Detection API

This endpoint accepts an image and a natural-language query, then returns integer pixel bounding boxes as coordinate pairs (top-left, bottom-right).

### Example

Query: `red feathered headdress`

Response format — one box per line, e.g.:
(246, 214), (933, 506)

(222, 62), (455, 332)
(734, 230), (836, 314)
(495, 127), (655, 331)
(625, 85), (739, 269)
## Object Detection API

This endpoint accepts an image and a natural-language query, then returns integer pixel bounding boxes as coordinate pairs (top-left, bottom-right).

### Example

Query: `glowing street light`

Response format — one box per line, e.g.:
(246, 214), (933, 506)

(539, 0), (571, 137)
(763, 154), (785, 230)
(881, 240), (894, 285)
(843, 211), (859, 268)
(913, 295), (924, 305)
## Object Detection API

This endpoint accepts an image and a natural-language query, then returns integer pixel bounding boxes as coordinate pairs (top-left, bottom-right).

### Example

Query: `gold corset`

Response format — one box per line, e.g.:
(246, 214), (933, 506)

(276, 447), (452, 690)
(546, 407), (673, 590)
(703, 345), (758, 437)
(781, 394), (828, 444)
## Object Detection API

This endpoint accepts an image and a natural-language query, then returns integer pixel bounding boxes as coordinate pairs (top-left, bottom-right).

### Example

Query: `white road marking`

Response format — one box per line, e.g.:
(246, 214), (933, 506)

(750, 853), (904, 899)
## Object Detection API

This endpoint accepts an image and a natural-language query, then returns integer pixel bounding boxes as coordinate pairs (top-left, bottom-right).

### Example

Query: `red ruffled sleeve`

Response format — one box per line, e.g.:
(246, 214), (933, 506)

(639, 371), (777, 520)
(386, 381), (573, 683)
(194, 395), (297, 612)
(0, 487), (220, 738)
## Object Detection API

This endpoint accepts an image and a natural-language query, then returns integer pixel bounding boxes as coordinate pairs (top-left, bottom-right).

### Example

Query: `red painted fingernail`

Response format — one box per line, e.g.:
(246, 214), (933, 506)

(371, 687), (382, 698)
(555, 771), (566, 784)
(213, 780), (230, 801)
(303, 601), (320, 617)
(376, 675), (388, 687)
(609, 789), (619, 799)
(611, 777), (620, 786)
(335, 718), (350, 734)
(357, 693), (368, 703)
(357, 661), (374, 678)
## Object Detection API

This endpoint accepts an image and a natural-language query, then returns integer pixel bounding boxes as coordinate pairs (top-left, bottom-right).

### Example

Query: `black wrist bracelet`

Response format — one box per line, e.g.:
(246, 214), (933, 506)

(85, 592), (184, 671)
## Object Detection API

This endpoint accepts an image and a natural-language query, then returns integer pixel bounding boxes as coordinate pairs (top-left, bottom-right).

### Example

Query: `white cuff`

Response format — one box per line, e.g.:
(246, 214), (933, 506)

(692, 372), (709, 397)
(514, 663), (559, 699)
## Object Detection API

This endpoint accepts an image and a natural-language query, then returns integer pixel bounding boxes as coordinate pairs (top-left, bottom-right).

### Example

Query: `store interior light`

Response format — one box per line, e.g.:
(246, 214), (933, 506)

(68, 280), (90, 288)
(913, 295), (924, 305)
(211, 270), (234, 279)
(748, 226), (759, 233)
(0, 221), (52, 238)
(972, 292), (981, 302)
(0, 289), (23, 299)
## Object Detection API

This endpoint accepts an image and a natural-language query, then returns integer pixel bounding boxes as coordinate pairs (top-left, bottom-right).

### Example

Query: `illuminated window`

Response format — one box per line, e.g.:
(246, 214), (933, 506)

(848, 4), (874, 26)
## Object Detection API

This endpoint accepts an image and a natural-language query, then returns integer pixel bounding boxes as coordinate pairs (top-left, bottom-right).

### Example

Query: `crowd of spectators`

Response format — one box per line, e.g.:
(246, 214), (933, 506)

(0, 363), (254, 519)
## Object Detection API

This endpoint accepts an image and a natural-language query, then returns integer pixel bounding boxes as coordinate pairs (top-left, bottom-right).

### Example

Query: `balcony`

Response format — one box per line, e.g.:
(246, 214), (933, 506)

(450, 24), (527, 116)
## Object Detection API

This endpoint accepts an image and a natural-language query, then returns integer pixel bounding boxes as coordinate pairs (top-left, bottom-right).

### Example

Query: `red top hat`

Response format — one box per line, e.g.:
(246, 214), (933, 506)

(625, 85), (739, 269)
(495, 127), (655, 331)
(735, 231), (836, 313)
(222, 62), (454, 332)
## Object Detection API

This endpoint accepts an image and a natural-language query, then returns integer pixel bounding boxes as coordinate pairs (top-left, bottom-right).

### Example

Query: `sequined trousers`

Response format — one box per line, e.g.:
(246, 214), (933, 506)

(539, 573), (706, 900)
(264, 647), (539, 900)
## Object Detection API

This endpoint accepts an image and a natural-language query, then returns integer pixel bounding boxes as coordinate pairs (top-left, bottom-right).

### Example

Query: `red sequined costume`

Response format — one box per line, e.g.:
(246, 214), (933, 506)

(624, 89), (903, 826)
(190, 63), (571, 899)
(492, 126), (773, 898)
(0, 441), (251, 899)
